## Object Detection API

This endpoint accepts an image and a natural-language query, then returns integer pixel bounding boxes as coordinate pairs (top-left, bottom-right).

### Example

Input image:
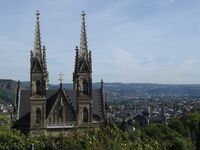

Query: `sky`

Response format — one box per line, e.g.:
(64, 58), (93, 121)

(0, 0), (200, 84)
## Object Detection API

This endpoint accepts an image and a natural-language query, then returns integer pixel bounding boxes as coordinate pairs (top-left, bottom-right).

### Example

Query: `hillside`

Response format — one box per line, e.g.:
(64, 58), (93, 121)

(1, 79), (200, 104)
(20, 82), (200, 101)
(0, 79), (17, 104)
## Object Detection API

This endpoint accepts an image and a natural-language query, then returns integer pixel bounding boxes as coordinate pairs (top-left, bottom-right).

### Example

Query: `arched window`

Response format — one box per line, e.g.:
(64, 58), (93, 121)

(36, 80), (42, 95)
(36, 108), (41, 124)
(83, 107), (88, 122)
(83, 80), (89, 95)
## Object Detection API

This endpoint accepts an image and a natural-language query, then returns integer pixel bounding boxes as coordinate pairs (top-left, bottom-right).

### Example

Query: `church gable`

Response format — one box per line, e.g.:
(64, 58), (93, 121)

(79, 58), (91, 73)
(47, 90), (76, 127)
(32, 58), (44, 72)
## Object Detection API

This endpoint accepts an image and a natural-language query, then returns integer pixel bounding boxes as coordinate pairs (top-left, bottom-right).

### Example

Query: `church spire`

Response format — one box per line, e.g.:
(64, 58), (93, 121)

(80, 11), (88, 57)
(74, 46), (79, 73)
(42, 46), (47, 72)
(33, 10), (42, 60)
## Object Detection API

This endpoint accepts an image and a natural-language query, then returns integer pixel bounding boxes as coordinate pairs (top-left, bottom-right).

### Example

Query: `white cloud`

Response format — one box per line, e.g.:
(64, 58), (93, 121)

(0, 0), (200, 84)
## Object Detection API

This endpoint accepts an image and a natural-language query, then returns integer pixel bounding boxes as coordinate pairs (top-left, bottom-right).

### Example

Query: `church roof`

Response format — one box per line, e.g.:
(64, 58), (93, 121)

(15, 89), (103, 129)
(46, 89), (76, 117)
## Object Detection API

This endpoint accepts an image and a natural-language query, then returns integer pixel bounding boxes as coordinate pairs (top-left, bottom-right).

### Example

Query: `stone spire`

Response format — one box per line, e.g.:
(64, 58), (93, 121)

(100, 79), (107, 124)
(42, 46), (47, 72)
(74, 46), (79, 73)
(89, 50), (92, 70)
(58, 72), (64, 89)
(33, 10), (42, 60)
(100, 79), (105, 115)
(101, 79), (104, 91)
(80, 11), (88, 57)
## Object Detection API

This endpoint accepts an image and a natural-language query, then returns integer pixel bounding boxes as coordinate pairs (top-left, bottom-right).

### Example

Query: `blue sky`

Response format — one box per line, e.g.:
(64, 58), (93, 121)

(0, 0), (200, 84)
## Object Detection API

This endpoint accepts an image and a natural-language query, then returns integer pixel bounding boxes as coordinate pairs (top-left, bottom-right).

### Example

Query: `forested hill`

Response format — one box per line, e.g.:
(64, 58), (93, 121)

(102, 83), (200, 100)
(2, 79), (200, 104)
(0, 79), (17, 104)
(48, 83), (200, 100)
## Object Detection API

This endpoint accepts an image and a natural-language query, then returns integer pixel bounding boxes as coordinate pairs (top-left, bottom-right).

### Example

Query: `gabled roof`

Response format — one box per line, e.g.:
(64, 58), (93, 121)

(78, 58), (91, 73)
(31, 57), (44, 72)
(46, 89), (76, 118)
(16, 89), (104, 127)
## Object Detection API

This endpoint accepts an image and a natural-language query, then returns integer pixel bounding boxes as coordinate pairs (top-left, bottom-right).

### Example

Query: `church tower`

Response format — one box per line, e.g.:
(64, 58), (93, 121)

(73, 11), (93, 126)
(30, 10), (48, 130)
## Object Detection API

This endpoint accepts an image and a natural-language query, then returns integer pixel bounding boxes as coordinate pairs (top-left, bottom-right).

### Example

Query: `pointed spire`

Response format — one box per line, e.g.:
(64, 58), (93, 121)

(58, 72), (64, 89)
(100, 78), (107, 123)
(101, 78), (104, 91)
(15, 80), (21, 120)
(30, 50), (33, 62)
(42, 46), (47, 72)
(74, 46), (79, 73)
(89, 50), (92, 70)
(80, 11), (88, 57)
(34, 10), (42, 60)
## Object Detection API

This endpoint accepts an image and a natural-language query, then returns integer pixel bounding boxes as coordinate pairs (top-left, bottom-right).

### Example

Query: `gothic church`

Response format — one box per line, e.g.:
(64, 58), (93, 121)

(13, 11), (107, 135)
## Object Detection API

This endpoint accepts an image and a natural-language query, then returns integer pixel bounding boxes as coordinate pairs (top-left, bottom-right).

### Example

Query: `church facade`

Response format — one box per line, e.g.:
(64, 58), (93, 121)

(13, 11), (107, 135)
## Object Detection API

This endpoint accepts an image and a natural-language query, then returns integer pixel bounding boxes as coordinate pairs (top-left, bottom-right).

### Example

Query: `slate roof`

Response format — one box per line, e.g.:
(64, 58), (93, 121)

(15, 88), (103, 129)
(46, 89), (76, 118)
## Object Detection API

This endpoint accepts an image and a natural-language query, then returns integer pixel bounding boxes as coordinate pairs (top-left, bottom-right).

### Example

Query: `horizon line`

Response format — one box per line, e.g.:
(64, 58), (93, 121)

(1, 79), (200, 85)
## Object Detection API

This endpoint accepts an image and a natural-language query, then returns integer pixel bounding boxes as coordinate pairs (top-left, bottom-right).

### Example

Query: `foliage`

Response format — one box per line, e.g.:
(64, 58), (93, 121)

(0, 113), (12, 127)
(143, 123), (195, 150)
(0, 126), (31, 150)
(0, 88), (15, 104)
(0, 125), (161, 150)
(169, 111), (200, 150)
(0, 111), (200, 149)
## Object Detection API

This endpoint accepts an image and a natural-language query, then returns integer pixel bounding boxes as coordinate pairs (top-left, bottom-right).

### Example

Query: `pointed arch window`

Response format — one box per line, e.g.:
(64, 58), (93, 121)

(83, 107), (88, 122)
(83, 80), (89, 95)
(36, 80), (42, 95)
(36, 108), (41, 124)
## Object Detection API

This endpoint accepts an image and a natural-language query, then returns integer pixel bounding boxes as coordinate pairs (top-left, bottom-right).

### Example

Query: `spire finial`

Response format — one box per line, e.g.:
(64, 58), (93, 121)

(81, 11), (86, 18)
(58, 72), (64, 89)
(101, 78), (104, 90)
(36, 10), (40, 18)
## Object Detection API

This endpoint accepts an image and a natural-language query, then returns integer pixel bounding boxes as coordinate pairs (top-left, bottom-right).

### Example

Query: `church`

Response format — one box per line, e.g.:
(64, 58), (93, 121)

(13, 11), (107, 135)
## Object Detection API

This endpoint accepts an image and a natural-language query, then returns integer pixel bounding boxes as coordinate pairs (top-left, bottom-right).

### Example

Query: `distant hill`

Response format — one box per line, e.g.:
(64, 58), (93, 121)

(101, 83), (200, 101)
(19, 82), (200, 101)
(1, 79), (200, 104)
(0, 79), (18, 104)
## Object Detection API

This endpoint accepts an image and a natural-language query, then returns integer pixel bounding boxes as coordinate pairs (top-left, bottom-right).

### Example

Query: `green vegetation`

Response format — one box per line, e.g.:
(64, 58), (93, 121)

(0, 111), (200, 150)
(0, 88), (15, 104)
(169, 111), (200, 149)
(0, 125), (161, 150)
(142, 123), (194, 150)
(0, 113), (11, 127)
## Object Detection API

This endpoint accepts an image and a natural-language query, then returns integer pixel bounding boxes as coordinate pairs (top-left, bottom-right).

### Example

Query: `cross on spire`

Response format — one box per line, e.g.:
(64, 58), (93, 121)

(36, 10), (40, 18)
(81, 11), (86, 18)
(58, 72), (64, 89)
(58, 72), (64, 84)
